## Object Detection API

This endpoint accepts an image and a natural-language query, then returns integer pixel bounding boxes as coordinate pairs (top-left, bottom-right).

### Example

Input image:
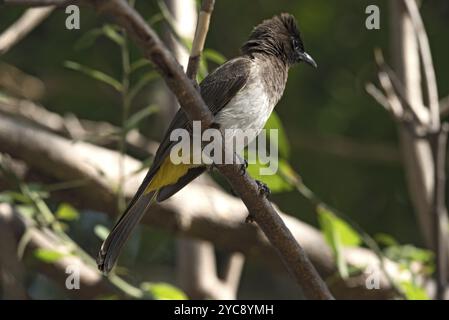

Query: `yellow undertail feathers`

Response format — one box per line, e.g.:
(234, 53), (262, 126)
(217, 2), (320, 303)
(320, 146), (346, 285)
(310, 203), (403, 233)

(144, 156), (192, 194)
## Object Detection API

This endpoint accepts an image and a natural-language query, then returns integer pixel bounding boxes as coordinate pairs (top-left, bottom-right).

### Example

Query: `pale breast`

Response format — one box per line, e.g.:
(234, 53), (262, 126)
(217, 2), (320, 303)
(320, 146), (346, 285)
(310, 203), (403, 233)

(214, 58), (287, 148)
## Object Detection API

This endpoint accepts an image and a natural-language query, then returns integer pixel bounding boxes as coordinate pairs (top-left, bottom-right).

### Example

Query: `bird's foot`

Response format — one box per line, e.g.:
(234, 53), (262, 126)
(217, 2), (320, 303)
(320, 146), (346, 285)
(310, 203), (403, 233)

(239, 159), (248, 176)
(256, 180), (271, 197)
(245, 212), (255, 224)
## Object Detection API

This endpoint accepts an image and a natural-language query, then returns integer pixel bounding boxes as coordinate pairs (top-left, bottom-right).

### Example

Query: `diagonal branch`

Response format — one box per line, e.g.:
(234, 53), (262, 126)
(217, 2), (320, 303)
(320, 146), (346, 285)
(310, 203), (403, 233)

(186, 0), (214, 82)
(403, 0), (440, 129)
(85, 0), (332, 299)
(174, 0), (244, 300)
(0, 7), (55, 55)
(0, 114), (412, 299)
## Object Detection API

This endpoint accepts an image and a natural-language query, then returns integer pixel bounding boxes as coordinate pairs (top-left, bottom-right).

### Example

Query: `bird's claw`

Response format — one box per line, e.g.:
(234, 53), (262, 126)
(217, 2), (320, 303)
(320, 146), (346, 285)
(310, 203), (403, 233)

(256, 180), (271, 197)
(245, 213), (255, 224)
(239, 159), (248, 176)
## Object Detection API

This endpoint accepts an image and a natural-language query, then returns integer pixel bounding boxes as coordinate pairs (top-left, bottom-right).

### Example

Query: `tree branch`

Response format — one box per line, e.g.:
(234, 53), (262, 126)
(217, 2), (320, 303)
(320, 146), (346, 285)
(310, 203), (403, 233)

(83, 0), (333, 299)
(403, 0), (440, 129)
(186, 0), (214, 81)
(0, 7), (55, 55)
(0, 114), (410, 299)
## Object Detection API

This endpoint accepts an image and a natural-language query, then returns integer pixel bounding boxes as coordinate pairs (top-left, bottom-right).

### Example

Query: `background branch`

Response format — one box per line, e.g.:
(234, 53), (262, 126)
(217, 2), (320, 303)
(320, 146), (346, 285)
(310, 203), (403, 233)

(0, 7), (55, 55)
(0, 113), (411, 299)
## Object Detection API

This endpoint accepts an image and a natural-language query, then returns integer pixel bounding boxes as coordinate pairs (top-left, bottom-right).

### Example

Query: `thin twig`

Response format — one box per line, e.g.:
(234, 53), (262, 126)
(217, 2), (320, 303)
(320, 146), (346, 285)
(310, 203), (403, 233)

(365, 83), (391, 112)
(404, 0), (440, 129)
(186, 0), (215, 82)
(374, 51), (404, 120)
(0, 7), (55, 55)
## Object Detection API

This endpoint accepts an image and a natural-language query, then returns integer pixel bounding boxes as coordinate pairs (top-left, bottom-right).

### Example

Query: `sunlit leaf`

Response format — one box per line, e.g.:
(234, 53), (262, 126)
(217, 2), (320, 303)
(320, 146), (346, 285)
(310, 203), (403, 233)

(64, 61), (123, 92)
(375, 233), (399, 247)
(16, 204), (35, 219)
(97, 294), (120, 300)
(75, 25), (123, 50)
(278, 160), (301, 185)
(317, 206), (362, 278)
(6, 192), (32, 204)
(246, 157), (294, 193)
(141, 282), (187, 300)
(34, 249), (66, 263)
(399, 281), (429, 300)
(264, 112), (290, 159)
(384, 244), (434, 265)
(94, 225), (110, 241)
(55, 203), (79, 221)
(102, 24), (124, 46)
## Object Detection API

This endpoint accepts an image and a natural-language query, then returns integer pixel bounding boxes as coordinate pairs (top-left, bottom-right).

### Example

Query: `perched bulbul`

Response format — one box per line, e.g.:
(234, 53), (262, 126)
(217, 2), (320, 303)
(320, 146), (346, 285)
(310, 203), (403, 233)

(97, 13), (316, 273)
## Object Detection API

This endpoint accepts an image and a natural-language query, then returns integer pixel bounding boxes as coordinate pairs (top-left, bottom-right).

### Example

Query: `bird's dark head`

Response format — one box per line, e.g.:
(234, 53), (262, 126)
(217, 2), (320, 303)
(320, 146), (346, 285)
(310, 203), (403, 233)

(242, 13), (317, 68)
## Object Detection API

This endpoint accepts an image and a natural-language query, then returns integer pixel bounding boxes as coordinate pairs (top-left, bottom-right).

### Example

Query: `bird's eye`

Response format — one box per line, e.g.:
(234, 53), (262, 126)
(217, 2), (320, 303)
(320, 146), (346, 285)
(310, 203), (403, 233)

(292, 39), (300, 51)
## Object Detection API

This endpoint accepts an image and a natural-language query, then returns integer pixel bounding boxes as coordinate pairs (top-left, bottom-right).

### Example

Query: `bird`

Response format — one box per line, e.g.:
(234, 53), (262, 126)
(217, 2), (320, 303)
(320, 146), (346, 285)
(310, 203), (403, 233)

(97, 13), (317, 274)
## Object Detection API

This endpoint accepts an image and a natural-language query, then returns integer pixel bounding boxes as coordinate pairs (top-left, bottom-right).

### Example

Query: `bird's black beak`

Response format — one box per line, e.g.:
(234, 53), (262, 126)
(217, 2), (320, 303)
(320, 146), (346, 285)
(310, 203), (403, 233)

(298, 51), (317, 68)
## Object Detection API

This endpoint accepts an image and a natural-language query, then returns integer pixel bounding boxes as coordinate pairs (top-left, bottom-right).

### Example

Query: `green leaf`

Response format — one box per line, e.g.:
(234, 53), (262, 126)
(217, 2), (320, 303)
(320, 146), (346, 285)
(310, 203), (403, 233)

(6, 192), (32, 204)
(64, 61), (123, 92)
(141, 282), (187, 300)
(384, 244), (434, 265)
(264, 112), (290, 159)
(375, 233), (399, 247)
(75, 25), (123, 50)
(102, 24), (125, 46)
(124, 105), (159, 132)
(246, 157), (294, 193)
(34, 249), (66, 263)
(130, 59), (151, 73)
(203, 49), (227, 65)
(55, 203), (79, 221)
(399, 281), (429, 300)
(278, 160), (301, 185)
(317, 206), (362, 278)
(94, 225), (110, 241)
(15, 204), (35, 219)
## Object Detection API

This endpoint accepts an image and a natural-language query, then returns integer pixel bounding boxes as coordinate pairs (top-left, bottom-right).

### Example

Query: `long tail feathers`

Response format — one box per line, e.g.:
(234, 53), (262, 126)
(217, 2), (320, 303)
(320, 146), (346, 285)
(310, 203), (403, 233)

(97, 191), (157, 274)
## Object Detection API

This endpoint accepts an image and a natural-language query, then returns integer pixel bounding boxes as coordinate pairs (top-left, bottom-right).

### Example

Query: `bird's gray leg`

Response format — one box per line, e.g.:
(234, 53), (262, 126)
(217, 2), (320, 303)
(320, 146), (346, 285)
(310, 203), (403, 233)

(255, 180), (271, 197)
(234, 152), (248, 176)
(245, 180), (271, 224)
